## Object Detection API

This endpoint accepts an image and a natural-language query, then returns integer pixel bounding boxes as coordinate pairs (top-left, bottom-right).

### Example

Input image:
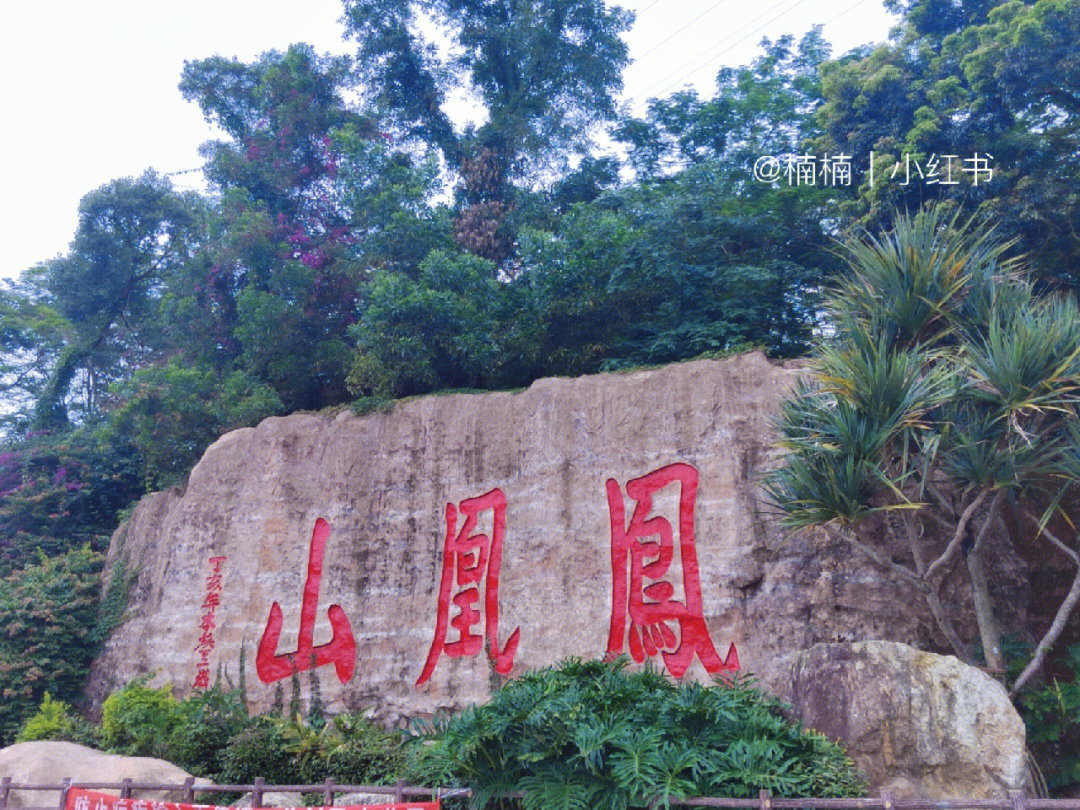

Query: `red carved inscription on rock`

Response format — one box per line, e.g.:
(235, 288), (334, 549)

(193, 555), (226, 689)
(417, 488), (520, 685)
(256, 518), (356, 685)
(605, 462), (739, 678)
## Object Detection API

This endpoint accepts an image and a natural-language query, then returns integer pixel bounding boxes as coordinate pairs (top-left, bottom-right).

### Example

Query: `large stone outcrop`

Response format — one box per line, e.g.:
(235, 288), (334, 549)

(760, 641), (1027, 799)
(0, 742), (211, 806)
(86, 352), (1029, 725)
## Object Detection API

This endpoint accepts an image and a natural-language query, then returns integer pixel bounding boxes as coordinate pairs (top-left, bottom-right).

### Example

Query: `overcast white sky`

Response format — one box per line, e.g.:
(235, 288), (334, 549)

(0, 0), (898, 281)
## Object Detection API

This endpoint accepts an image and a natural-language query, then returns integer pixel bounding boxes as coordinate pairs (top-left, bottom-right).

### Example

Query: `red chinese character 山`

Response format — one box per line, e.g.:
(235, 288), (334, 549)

(417, 488), (521, 685)
(256, 518), (357, 685)
(605, 463), (739, 679)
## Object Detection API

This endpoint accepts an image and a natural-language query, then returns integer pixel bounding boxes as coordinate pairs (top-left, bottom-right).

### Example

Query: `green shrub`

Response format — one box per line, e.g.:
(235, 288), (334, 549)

(219, 716), (297, 785)
(325, 714), (408, 785)
(100, 677), (181, 757)
(1018, 643), (1080, 796)
(407, 657), (866, 809)
(0, 545), (106, 744)
(218, 711), (407, 787)
(168, 685), (250, 778)
(16, 692), (98, 746)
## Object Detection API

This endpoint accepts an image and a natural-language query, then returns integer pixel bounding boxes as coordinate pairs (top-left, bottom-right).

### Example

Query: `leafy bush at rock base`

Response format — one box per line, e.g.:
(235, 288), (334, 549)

(407, 657), (866, 810)
(1018, 643), (1080, 796)
(168, 684), (250, 778)
(16, 692), (98, 746)
(100, 677), (181, 758)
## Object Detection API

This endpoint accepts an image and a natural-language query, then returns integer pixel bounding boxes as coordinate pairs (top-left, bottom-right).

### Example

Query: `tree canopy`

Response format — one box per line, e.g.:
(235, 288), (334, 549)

(343, 0), (633, 263)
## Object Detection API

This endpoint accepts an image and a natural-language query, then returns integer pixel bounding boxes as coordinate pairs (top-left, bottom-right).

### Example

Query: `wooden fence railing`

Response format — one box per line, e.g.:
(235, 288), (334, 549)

(2, 780), (1080, 810)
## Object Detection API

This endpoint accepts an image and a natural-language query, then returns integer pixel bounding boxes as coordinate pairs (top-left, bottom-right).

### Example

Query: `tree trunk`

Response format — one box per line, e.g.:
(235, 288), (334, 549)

(965, 499), (1006, 676)
(898, 512), (970, 659)
(1010, 512), (1080, 696)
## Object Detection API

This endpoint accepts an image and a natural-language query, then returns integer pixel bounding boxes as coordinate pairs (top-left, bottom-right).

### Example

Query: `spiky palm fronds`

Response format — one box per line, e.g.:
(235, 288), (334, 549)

(967, 294), (1080, 421)
(765, 202), (1080, 687)
(765, 331), (956, 528)
(771, 204), (1080, 523)
(829, 205), (1020, 351)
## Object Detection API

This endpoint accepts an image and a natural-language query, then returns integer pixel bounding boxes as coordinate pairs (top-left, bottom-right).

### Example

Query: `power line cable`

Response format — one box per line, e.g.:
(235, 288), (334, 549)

(640, 0), (813, 99)
(632, 0), (734, 63)
(635, 0), (804, 98)
(822, 0), (873, 27)
(637, 0), (876, 103)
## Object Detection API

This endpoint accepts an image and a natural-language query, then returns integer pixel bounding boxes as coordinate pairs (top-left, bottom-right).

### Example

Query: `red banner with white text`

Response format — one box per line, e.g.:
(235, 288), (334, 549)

(66, 789), (439, 810)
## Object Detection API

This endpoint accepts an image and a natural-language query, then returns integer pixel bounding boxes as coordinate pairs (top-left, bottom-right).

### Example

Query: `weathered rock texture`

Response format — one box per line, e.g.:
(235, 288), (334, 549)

(86, 352), (1027, 726)
(761, 641), (1026, 799)
(0, 742), (210, 806)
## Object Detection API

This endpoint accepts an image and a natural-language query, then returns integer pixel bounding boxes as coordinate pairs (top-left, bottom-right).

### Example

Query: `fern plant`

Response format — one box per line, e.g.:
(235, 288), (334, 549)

(407, 657), (865, 809)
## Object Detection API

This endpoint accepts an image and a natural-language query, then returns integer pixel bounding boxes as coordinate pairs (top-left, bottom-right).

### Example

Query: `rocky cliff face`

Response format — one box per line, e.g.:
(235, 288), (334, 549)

(86, 352), (1022, 724)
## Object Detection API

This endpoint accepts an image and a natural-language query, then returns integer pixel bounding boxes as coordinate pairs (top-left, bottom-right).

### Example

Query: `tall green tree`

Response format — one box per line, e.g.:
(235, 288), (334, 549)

(342, 0), (633, 263)
(812, 0), (1080, 287)
(25, 173), (203, 428)
(178, 45), (448, 412)
(178, 45), (367, 409)
(618, 30), (830, 180)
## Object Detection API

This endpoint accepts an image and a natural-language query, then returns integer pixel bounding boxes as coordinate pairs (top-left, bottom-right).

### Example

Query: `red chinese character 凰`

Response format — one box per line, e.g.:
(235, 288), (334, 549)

(605, 463), (739, 679)
(416, 488), (520, 685)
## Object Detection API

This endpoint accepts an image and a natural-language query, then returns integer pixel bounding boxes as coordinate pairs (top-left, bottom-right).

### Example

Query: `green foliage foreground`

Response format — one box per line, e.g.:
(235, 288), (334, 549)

(16, 659), (864, 808)
(1017, 643), (1080, 795)
(407, 658), (866, 810)
(95, 679), (409, 787)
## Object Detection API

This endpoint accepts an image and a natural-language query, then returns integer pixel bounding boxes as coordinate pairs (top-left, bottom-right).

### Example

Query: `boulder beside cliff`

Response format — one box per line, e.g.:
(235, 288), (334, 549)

(0, 741), (211, 806)
(761, 640), (1027, 799)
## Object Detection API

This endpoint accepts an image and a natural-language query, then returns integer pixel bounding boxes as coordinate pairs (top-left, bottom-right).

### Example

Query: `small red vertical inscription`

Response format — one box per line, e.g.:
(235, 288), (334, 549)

(193, 555), (226, 689)
(416, 488), (521, 685)
(605, 463), (739, 679)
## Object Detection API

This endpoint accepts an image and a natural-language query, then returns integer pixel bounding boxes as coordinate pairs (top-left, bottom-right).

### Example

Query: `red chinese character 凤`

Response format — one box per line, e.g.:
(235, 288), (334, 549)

(417, 488), (520, 685)
(605, 463), (739, 679)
